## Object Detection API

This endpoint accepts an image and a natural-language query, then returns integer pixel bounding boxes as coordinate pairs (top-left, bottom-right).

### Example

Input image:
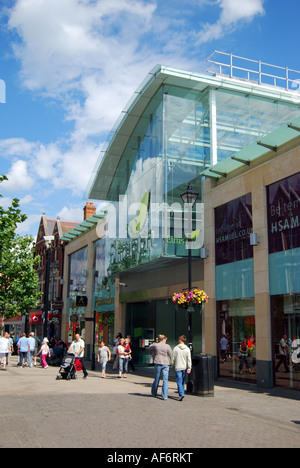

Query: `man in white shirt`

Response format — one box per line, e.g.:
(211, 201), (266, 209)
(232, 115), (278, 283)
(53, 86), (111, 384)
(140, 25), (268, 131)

(68, 334), (88, 378)
(172, 335), (192, 401)
(0, 332), (12, 371)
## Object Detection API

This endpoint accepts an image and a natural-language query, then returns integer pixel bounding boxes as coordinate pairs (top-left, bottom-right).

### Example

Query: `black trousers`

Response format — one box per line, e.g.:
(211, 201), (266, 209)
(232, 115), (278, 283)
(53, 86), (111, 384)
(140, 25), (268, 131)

(77, 357), (88, 377)
(275, 355), (289, 372)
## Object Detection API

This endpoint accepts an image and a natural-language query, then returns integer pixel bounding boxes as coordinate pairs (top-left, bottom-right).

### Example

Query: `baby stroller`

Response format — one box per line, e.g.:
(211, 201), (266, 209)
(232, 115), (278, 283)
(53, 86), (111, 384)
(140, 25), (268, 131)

(56, 353), (77, 380)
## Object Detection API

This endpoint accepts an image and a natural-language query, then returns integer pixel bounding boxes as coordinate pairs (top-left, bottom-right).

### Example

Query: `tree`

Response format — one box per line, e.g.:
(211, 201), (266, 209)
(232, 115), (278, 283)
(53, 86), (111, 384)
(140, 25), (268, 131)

(0, 175), (41, 329)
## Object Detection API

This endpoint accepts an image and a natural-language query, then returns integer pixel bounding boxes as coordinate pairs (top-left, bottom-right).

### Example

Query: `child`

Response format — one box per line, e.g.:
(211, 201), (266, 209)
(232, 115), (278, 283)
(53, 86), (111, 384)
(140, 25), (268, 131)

(37, 338), (51, 368)
(124, 338), (132, 360)
(97, 341), (111, 378)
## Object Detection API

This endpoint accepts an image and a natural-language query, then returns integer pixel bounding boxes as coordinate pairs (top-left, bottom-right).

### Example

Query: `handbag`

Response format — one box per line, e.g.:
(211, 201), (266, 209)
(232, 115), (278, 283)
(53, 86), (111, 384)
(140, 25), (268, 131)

(74, 358), (82, 371)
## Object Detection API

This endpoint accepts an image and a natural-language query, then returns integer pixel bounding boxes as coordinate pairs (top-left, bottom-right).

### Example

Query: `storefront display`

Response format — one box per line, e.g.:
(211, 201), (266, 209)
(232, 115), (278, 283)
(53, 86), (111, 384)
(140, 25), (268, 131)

(267, 174), (300, 390)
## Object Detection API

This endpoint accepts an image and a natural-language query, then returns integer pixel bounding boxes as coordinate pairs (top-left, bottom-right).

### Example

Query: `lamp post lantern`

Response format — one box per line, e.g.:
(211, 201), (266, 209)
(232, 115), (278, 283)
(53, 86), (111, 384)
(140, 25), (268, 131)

(180, 183), (199, 393)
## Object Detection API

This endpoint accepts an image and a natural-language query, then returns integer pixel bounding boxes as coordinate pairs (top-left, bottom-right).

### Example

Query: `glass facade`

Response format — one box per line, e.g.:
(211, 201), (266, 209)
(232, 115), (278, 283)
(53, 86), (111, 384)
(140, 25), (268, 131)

(267, 173), (300, 390)
(100, 81), (300, 277)
(85, 67), (300, 385)
(215, 194), (254, 301)
(215, 90), (300, 161)
(66, 247), (88, 338)
(215, 195), (256, 383)
(215, 194), (253, 266)
(93, 238), (114, 348)
(217, 299), (256, 383)
(271, 294), (300, 391)
(126, 300), (202, 365)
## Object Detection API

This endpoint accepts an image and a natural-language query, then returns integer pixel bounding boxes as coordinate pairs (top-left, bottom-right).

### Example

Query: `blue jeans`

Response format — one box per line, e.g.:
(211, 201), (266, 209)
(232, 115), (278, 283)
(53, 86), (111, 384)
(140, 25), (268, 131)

(152, 365), (169, 399)
(28, 351), (35, 367)
(175, 370), (187, 397)
(119, 358), (128, 374)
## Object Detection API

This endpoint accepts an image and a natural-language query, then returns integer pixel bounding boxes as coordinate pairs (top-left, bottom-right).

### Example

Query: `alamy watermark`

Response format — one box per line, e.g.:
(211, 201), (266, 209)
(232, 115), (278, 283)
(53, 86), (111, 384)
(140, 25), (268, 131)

(96, 194), (204, 250)
(0, 79), (6, 104)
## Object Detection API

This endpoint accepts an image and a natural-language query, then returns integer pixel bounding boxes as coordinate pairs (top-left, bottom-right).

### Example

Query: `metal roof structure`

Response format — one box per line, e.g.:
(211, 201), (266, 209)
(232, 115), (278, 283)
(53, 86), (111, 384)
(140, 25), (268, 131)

(86, 63), (300, 202)
(202, 115), (300, 180)
(62, 117), (300, 245)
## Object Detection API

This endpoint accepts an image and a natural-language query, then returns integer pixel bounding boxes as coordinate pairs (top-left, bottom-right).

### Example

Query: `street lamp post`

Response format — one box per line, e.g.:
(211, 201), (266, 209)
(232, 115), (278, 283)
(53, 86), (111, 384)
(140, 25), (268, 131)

(43, 236), (54, 339)
(180, 183), (199, 393)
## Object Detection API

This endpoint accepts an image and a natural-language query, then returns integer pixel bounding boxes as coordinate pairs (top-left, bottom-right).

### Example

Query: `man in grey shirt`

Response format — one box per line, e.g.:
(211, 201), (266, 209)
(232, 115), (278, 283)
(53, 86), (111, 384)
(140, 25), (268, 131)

(149, 334), (172, 400)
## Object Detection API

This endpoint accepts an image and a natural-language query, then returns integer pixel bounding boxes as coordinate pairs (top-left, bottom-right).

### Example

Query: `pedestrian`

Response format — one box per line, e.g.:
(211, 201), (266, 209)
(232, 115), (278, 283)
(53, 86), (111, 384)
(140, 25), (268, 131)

(0, 332), (11, 371)
(118, 338), (129, 378)
(28, 333), (36, 367)
(6, 333), (13, 366)
(239, 338), (253, 375)
(67, 334), (88, 379)
(172, 335), (192, 401)
(126, 335), (135, 372)
(275, 334), (290, 373)
(113, 333), (122, 370)
(149, 334), (172, 400)
(220, 334), (228, 363)
(31, 332), (41, 366)
(37, 338), (51, 368)
(97, 340), (111, 378)
(17, 333), (30, 367)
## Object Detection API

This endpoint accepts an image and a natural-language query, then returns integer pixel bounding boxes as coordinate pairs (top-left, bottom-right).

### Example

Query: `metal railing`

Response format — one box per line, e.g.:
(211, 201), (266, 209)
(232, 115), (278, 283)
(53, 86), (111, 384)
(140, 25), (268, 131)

(207, 51), (300, 92)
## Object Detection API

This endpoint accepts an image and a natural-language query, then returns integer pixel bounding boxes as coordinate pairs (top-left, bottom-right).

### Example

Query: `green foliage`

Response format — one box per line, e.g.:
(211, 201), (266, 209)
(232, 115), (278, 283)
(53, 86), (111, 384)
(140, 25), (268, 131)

(0, 175), (41, 321)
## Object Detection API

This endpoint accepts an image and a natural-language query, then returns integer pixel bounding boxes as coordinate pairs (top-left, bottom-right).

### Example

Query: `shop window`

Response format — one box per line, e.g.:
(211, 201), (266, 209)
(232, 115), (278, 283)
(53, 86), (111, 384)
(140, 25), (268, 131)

(217, 299), (256, 383)
(271, 294), (300, 390)
(267, 173), (300, 254)
(215, 194), (253, 266)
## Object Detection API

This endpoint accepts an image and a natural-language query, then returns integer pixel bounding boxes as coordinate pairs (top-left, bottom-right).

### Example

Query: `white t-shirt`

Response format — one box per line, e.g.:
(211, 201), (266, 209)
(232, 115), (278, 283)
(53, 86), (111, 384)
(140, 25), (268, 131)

(0, 337), (9, 354)
(118, 344), (126, 359)
(41, 344), (50, 355)
(70, 339), (85, 358)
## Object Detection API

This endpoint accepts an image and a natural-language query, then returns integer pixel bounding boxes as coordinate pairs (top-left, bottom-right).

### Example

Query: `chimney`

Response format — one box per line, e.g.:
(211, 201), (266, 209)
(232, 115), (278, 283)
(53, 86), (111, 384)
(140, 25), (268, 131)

(83, 202), (96, 220)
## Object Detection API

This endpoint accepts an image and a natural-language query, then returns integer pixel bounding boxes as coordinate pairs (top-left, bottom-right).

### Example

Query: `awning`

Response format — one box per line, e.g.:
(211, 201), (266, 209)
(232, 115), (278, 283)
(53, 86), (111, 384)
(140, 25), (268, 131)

(60, 212), (105, 243)
(202, 115), (300, 180)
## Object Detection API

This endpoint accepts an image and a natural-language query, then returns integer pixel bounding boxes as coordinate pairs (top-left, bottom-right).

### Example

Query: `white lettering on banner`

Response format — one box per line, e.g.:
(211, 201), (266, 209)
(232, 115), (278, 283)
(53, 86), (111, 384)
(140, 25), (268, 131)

(271, 216), (299, 233)
(216, 227), (252, 244)
(270, 199), (299, 217)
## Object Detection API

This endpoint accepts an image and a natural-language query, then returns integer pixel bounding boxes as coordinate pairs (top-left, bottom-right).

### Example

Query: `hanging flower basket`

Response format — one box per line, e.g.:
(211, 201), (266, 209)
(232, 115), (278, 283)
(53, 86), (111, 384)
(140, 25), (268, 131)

(172, 289), (209, 311)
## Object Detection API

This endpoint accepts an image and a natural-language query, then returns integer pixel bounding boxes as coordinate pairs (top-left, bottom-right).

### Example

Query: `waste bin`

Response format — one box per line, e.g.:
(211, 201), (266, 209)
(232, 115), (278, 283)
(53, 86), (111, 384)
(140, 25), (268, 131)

(192, 354), (214, 397)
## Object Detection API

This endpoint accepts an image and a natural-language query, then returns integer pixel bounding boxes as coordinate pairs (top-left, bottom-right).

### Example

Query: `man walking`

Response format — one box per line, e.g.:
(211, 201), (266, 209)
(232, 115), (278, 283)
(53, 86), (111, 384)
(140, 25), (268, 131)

(17, 333), (30, 367)
(275, 333), (290, 373)
(172, 335), (192, 401)
(28, 333), (36, 367)
(0, 332), (12, 371)
(68, 334), (88, 378)
(149, 335), (172, 400)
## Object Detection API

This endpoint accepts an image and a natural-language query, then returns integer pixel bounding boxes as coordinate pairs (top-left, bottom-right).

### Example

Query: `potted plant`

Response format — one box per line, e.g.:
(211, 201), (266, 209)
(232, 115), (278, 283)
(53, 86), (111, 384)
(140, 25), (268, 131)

(172, 289), (209, 311)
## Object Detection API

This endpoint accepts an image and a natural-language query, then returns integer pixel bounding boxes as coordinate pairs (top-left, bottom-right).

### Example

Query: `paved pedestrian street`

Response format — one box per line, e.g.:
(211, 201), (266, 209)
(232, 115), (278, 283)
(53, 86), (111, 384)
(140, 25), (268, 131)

(1, 357), (299, 449)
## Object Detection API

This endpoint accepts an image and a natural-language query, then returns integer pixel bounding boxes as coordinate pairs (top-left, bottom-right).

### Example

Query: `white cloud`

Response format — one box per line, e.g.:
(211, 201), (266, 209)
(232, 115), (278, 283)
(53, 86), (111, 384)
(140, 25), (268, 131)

(198, 0), (265, 43)
(0, 137), (99, 196)
(7, 0), (197, 144)
(0, 138), (36, 158)
(16, 213), (41, 235)
(0, 196), (12, 209)
(19, 194), (33, 205)
(52, 141), (100, 195)
(57, 205), (83, 223)
(1, 159), (34, 192)
(8, 0), (157, 95)
(1, 0), (267, 238)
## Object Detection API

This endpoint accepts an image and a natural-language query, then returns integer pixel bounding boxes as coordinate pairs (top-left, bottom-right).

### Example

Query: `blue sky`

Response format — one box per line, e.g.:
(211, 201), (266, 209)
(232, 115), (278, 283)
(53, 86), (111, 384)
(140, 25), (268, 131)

(0, 0), (298, 237)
